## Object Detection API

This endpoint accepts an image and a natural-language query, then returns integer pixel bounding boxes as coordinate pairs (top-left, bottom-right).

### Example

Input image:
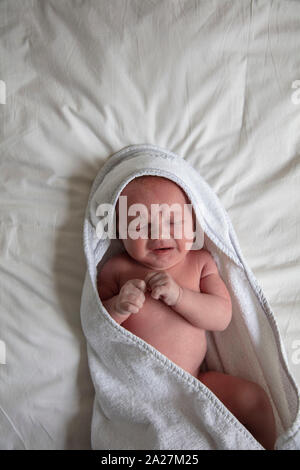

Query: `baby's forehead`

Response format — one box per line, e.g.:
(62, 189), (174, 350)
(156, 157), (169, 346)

(115, 176), (195, 224)
(120, 176), (188, 201)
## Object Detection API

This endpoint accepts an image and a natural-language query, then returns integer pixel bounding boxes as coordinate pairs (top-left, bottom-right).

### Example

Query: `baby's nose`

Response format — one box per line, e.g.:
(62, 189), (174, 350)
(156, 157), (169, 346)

(152, 220), (171, 239)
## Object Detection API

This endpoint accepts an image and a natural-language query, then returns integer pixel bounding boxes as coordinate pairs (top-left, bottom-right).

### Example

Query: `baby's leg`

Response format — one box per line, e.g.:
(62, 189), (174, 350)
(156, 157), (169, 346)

(197, 371), (276, 450)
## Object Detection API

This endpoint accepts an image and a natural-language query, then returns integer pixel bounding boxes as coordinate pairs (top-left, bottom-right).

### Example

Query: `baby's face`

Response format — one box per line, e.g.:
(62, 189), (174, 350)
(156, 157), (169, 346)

(116, 177), (195, 270)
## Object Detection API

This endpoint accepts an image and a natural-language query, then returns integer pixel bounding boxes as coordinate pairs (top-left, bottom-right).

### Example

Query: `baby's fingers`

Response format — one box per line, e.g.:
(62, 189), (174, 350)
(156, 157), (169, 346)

(145, 272), (166, 289)
(151, 286), (166, 300)
(144, 271), (160, 285)
(126, 293), (144, 308)
(120, 302), (139, 314)
(131, 279), (147, 293)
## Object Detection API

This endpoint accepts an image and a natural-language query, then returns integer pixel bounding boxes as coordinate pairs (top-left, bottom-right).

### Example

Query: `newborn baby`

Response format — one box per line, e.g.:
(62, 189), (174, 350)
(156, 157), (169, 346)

(97, 175), (276, 450)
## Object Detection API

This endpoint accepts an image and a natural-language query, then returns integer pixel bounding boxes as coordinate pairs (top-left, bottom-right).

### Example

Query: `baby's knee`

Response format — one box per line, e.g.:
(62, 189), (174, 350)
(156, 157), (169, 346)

(238, 381), (270, 414)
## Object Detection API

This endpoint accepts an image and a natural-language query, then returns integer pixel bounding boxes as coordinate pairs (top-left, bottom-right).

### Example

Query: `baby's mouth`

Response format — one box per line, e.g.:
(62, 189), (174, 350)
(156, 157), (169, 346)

(149, 241), (175, 254)
(152, 247), (174, 254)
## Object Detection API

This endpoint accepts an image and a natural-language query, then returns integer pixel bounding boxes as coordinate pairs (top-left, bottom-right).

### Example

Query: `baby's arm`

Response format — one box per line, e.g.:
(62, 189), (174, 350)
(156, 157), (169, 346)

(172, 250), (232, 331)
(97, 256), (146, 325)
(97, 257), (125, 324)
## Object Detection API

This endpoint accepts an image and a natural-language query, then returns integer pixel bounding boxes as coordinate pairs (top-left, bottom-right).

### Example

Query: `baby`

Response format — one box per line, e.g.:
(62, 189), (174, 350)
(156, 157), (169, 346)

(97, 175), (276, 450)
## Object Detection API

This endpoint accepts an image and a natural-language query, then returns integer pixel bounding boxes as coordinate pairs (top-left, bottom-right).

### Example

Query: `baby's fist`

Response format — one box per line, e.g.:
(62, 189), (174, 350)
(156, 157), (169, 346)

(115, 279), (146, 316)
(145, 271), (182, 306)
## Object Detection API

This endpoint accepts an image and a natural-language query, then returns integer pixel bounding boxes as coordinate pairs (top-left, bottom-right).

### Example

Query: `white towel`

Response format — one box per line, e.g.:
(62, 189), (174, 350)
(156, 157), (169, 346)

(80, 144), (300, 450)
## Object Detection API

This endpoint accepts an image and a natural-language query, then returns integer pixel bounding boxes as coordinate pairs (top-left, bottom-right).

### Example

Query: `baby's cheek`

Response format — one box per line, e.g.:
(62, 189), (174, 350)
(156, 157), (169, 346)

(182, 219), (194, 240)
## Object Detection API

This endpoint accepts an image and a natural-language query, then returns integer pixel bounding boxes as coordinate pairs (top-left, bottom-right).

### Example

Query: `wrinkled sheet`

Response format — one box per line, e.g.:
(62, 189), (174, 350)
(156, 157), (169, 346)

(0, 0), (300, 450)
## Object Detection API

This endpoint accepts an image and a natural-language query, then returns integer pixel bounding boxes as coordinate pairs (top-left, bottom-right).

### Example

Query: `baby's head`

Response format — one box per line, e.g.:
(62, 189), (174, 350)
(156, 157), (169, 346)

(115, 176), (196, 270)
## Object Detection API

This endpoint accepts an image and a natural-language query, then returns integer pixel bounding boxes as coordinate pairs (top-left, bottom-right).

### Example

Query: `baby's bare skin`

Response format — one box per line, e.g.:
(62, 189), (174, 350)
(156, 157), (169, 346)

(101, 249), (216, 377)
(97, 176), (276, 449)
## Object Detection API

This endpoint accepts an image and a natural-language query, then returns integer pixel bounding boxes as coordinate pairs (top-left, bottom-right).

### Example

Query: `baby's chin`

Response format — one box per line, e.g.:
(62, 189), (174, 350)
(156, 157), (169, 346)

(139, 250), (188, 270)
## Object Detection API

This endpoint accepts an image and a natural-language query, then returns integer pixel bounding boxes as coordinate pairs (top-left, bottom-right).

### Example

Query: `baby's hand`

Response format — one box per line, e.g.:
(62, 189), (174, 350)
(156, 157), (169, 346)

(144, 271), (182, 306)
(115, 279), (146, 316)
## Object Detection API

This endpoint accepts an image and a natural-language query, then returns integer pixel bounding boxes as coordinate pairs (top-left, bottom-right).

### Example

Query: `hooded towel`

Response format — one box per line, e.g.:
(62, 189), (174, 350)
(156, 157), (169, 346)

(80, 144), (300, 450)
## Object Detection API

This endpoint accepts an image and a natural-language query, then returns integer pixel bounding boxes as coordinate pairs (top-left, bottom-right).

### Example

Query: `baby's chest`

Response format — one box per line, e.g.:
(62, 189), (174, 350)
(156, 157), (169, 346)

(120, 252), (201, 294)
(172, 266), (200, 293)
(121, 262), (200, 334)
(122, 289), (190, 336)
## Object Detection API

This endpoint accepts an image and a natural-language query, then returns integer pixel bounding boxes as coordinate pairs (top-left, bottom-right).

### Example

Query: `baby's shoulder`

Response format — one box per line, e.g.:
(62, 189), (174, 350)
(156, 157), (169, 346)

(191, 248), (217, 276)
(101, 251), (132, 270)
(97, 251), (131, 291)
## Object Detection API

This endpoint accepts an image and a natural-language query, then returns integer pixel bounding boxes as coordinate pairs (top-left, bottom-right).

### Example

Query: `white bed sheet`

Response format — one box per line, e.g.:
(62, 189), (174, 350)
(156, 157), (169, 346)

(0, 0), (299, 449)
